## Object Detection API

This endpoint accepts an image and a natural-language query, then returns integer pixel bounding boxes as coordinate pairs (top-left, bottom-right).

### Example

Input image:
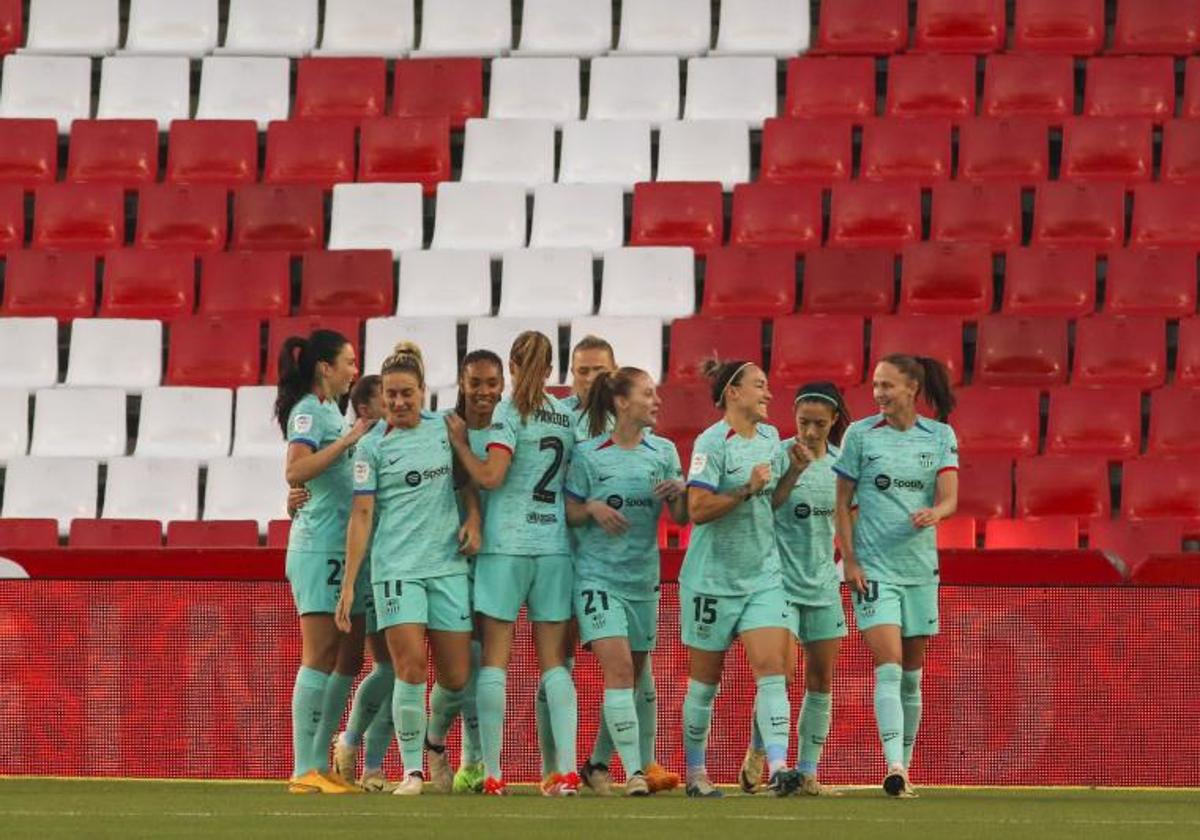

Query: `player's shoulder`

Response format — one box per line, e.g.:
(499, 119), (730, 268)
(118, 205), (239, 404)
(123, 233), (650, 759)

(573, 431), (609, 457)
(846, 413), (886, 435)
(560, 393), (581, 412)
(695, 419), (731, 447)
(917, 416), (956, 437)
(289, 392), (320, 420)
(756, 422), (782, 443)
(643, 430), (677, 455)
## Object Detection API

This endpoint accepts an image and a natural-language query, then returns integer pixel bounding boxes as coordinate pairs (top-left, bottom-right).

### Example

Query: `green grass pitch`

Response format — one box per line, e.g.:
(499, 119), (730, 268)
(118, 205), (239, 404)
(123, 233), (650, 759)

(2, 779), (1198, 840)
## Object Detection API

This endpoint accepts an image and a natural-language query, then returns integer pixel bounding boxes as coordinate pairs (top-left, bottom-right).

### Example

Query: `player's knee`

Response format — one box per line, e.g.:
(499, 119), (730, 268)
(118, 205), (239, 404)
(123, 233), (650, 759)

(806, 667), (833, 694)
(603, 658), (636, 688)
(396, 662), (425, 684)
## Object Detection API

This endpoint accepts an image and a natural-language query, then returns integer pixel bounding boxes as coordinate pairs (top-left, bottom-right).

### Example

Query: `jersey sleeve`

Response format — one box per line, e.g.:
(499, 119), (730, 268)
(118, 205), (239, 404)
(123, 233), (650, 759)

(353, 437), (378, 496)
(564, 444), (592, 501)
(287, 403), (319, 449)
(833, 424), (861, 483)
(664, 440), (684, 482)
(774, 439), (791, 480)
(486, 401), (518, 455)
(686, 431), (725, 491)
(938, 424), (960, 474)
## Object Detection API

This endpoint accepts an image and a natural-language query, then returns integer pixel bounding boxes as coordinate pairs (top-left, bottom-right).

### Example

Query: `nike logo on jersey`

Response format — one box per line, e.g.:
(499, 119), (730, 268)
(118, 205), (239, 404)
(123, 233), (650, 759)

(867, 454), (882, 463)
(597, 474), (613, 482)
(726, 467), (741, 475)
(388, 457), (402, 466)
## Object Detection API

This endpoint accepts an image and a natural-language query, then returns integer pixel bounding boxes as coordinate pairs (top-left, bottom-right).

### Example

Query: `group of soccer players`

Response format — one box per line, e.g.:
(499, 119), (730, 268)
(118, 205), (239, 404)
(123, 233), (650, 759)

(273, 326), (959, 799)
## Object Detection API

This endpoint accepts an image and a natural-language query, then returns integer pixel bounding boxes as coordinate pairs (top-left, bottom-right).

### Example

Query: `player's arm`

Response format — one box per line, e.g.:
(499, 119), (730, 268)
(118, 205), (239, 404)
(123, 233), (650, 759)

(835, 476), (866, 594)
(285, 417), (374, 485)
(457, 478), (483, 556)
(912, 470), (958, 529)
(336, 492), (374, 632)
(771, 441), (812, 509)
(688, 463), (772, 525)
(444, 412), (512, 490)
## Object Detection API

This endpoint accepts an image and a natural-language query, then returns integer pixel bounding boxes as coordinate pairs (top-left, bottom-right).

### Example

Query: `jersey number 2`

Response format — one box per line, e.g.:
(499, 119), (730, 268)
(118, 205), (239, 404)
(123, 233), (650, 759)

(532, 437), (565, 504)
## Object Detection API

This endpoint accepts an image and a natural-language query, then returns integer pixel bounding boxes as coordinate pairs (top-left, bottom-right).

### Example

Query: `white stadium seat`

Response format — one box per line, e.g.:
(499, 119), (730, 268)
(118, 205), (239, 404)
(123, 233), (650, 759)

(616, 0), (711, 56)
(65, 319), (162, 391)
(1, 457), (98, 535)
(433, 386), (460, 413)
(656, 120), (751, 190)
(96, 56), (192, 130)
(461, 119), (556, 191)
(0, 389), (29, 462)
(203, 456), (287, 533)
(714, 0), (812, 56)
(467, 317), (562, 386)
(530, 183), (625, 255)
(558, 120), (652, 190)
(396, 251), (492, 319)
(517, 0), (611, 57)
(601, 247), (696, 321)
(0, 318), (58, 389)
(0, 54), (92, 133)
(683, 57), (778, 127)
(196, 56), (290, 130)
(102, 457), (199, 525)
(364, 317), (459, 391)
(499, 248), (594, 320)
(318, 0), (415, 57)
(31, 388), (126, 459)
(124, 0), (219, 57)
(415, 0), (511, 57)
(587, 57), (680, 126)
(571, 316), (665, 383)
(24, 0), (119, 55)
(488, 58), (581, 125)
(221, 0), (318, 56)
(431, 182), (527, 256)
(134, 387), (233, 461)
(327, 183), (424, 257)
(232, 386), (284, 458)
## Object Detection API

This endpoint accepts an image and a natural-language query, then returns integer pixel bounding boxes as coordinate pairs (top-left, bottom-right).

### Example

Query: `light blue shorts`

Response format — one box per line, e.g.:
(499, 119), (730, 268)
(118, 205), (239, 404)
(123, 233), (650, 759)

(373, 573), (473, 633)
(473, 553), (574, 623)
(575, 582), (659, 652)
(679, 584), (790, 652)
(852, 580), (939, 637)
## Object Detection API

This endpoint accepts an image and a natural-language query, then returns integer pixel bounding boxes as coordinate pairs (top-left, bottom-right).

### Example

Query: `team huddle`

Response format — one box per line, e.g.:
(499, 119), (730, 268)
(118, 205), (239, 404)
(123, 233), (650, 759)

(274, 328), (960, 799)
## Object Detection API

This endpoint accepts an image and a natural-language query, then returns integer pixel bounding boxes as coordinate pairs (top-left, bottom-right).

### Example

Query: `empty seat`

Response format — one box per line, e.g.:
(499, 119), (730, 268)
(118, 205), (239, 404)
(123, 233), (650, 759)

(1083, 57), (1174, 120)
(1062, 118), (1153, 183)
(886, 54), (976, 121)
(391, 58), (483, 129)
(265, 315), (361, 384)
(802, 248), (895, 315)
(488, 57), (580, 124)
(656, 121), (750, 190)
(1031, 183), (1126, 252)
(102, 457), (198, 524)
(124, 0), (218, 56)
(199, 252), (290, 319)
(1131, 183), (1200, 248)
(617, 0), (709, 56)
(530, 183), (624, 255)
(468, 317), (562, 383)
(974, 315), (1069, 387)
(266, 518), (291, 547)
(31, 388), (125, 457)
(870, 315), (964, 383)
(600, 247), (695, 321)
(327, 182), (423, 257)
(65, 119), (158, 187)
(629, 182), (723, 254)
(1073, 316), (1166, 388)
(294, 57), (387, 120)
(899, 243), (993, 317)
(167, 519), (260, 548)
(263, 120), (356, 188)
(166, 120), (259, 186)
(1122, 457), (1200, 531)
(729, 182), (822, 251)
(984, 517), (1079, 550)
(770, 314), (864, 387)
(760, 117), (853, 185)
(953, 386), (1039, 458)
(1, 457), (98, 534)
(299, 250), (394, 319)
(395, 251), (491, 319)
(1001, 247), (1096, 317)
(196, 57), (290, 130)
(982, 54), (1074, 121)
(715, 0), (810, 55)
(915, 0), (1005, 53)
(364, 317), (458, 389)
(1148, 387), (1200, 456)
(1161, 119), (1200, 182)
(1184, 59), (1200, 118)
(203, 456), (287, 533)
(936, 515), (977, 550)
(571, 316), (665, 382)
(1130, 554), (1200, 585)
(135, 387), (232, 461)
(657, 380), (721, 443)
(232, 185), (324, 253)
(461, 118), (556, 190)
(33, 183), (123, 251)
(783, 57), (875, 120)
(1090, 517), (1184, 568)
(99, 250), (195, 321)
(1105, 247), (1196, 318)
(317, 0), (414, 56)
(829, 183), (922, 250)
(0, 0), (18, 54)
(558, 120), (652, 190)
(96, 56), (190, 130)
(0, 519), (57, 549)
(0, 118), (57, 188)
(24, 0), (118, 54)
(1016, 455), (1110, 520)
(860, 117), (952, 185)
(930, 182), (1022, 249)
(957, 456), (1013, 521)
(0, 54), (91, 133)
(1013, 0), (1104, 54)
(221, 0), (317, 56)
(66, 319), (161, 390)
(701, 247), (796, 317)
(1, 251), (95, 322)
(0, 184), (20, 250)
(358, 116), (450, 195)
(498, 248), (593, 320)
(416, 0), (510, 56)
(587, 57), (679, 125)
(1113, 0), (1200, 54)
(136, 183), (228, 253)
(431, 182), (527, 255)
(1178, 317), (1200, 385)
(684, 57), (776, 128)
(1045, 386), (1140, 459)
(166, 317), (261, 389)
(517, 0), (611, 57)
(816, 0), (907, 54)
(668, 317), (762, 381)
(0, 318), (58, 388)
(232, 385), (284, 457)
(956, 117), (1050, 185)
(0, 387), (28, 461)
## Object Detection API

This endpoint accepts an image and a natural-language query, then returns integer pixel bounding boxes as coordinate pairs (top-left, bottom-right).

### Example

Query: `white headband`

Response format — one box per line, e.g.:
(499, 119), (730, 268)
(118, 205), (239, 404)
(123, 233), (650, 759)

(719, 362), (754, 405)
(795, 391), (840, 407)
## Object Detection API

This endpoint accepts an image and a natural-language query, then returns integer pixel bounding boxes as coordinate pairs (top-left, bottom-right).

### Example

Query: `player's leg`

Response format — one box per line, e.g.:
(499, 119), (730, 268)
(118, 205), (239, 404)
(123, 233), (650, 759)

(318, 614), (365, 778)
(452, 615), (485, 793)
(856, 581), (908, 796)
(425, 574), (474, 793)
(899, 582), (937, 788)
(355, 631), (396, 790)
(741, 602), (798, 793)
(797, 635), (842, 795)
(738, 587), (800, 796)
(634, 653), (679, 792)
(530, 554), (579, 795)
(535, 619), (576, 785)
(385, 617), (430, 795)
(682, 645), (724, 797)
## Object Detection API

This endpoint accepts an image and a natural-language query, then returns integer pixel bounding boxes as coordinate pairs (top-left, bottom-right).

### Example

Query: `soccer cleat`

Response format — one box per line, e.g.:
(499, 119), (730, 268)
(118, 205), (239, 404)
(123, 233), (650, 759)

(332, 734), (358, 782)
(767, 768), (802, 797)
(883, 763), (910, 797)
(393, 771), (424, 796)
(580, 760), (612, 796)
(685, 772), (723, 798)
(900, 771), (920, 799)
(286, 770), (323, 794)
(453, 761), (486, 793)
(738, 748), (766, 793)
(800, 773), (842, 797)
(321, 770), (365, 794)
(359, 770), (394, 792)
(643, 761), (680, 793)
(426, 741), (453, 793)
(625, 772), (651, 797)
(483, 776), (507, 796)
(558, 771), (581, 796)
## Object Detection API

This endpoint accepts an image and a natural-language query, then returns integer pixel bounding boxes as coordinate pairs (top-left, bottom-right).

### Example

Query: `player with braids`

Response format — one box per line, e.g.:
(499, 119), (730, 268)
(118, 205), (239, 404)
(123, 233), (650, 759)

(834, 354), (958, 797)
(336, 342), (483, 795)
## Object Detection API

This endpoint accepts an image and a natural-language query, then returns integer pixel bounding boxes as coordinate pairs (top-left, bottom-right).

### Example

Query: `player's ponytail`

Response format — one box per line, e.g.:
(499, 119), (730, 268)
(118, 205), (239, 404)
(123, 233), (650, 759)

(794, 381), (851, 445)
(454, 349), (505, 420)
(583, 366), (645, 439)
(381, 340), (425, 386)
(274, 329), (349, 435)
(701, 357), (753, 409)
(882, 353), (957, 422)
(510, 330), (554, 422)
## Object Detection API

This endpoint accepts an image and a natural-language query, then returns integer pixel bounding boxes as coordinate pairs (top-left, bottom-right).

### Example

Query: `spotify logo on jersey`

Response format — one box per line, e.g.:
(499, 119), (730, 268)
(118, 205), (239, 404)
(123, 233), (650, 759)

(875, 474), (892, 490)
(405, 470), (422, 487)
(794, 503), (812, 519)
(606, 494), (624, 510)
(875, 474), (925, 492)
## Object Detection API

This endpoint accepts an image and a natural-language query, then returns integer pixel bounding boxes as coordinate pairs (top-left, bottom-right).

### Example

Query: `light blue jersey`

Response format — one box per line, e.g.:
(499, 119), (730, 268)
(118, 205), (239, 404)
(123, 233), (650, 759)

(775, 441), (841, 607)
(565, 432), (682, 600)
(287, 394), (355, 553)
(353, 412), (467, 582)
(681, 420), (789, 597)
(484, 395), (576, 556)
(467, 425), (490, 517)
(833, 415), (959, 585)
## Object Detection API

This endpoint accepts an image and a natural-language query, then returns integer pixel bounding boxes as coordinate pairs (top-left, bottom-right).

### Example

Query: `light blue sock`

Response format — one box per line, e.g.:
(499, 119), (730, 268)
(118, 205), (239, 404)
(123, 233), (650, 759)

(874, 664), (904, 767)
(362, 694), (393, 772)
(428, 683), (466, 746)
(312, 672), (353, 771)
(393, 679), (427, 777)
(535, 677), (556, 777)
(681, 679), (718, 774)
(291, 666), (328, 777)
(343, 662), (394, 745)
(460, 640), (482, 764)
(635, 665), (658, 766)
(603, 688), (642, 776)
(591, 706), (615, 766)
(755, 675), (791, 775)
(749, 696), (765, 752)
(797, 691), (832, 777)
(476, 666), (506, 780)
(542, 666), (578, 775)
(901, 669), (923, 768)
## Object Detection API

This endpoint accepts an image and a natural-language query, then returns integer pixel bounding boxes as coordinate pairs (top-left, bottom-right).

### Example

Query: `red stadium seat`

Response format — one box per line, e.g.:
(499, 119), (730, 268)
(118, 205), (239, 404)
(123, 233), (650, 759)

(899, 242), (993, 318)
(266, 316), (362, 384)
(629, 182), (724, 256)
(658, 512), (692, 550)
(391, 58), (483, 130)
(869, 315), (964, 384)
(701, 247), (795, 317)
(957, 117), (1049, 185)
(1178, 318), (1200, 385)
(1130, 184), (1200, 248)
(936, 515), (977, 549)
(135, 184), (228, 253)
(957, 456), (1013, 521)
(914, 0), (1005, 53)
(267, 519), (292, 548)
(770, 314), (864, 388)
(657, 381), (722, 467)
(1183, 58), (1200, 118)
(1090, 518), (1184, 568)
(0, 519), (58, 549)
(667, 316), (762, 382)
(0, 0), (21, 55)
(984, 517), (1080, 550)
(1160, 119), (1200, 182)
(358, 117), (452, 196)
(952, 386), (1040, 458)
(815, 0), (907, 54)
(759, 118), (852, 185)
(0, 118), (58, 188)
(294, 57), (387, 120)
(33, 184), (124, 252)
(974, 315), (1069, 387)
(1122, 457), (1200, 532)
(1113, 0), (1200, 55)
(1073, 316), (1166, 389)
(728, 183), (822, 251)
(1001, 246), (1096, 317)
(1105, 247), (1196, 318)
(1, 250), (95, 322)
(1015, 455), (1110, 521)
(166, 120), (259, 186)
(263, 120), (356, 189)
(68, 519), (162, 548)
(930, 182), (1022, 249)
(166, 316), (262, 388)
(860, 117), (952, 185)
(99, 249), (196, 321)
(840, 383), (879, 421)
(1013, 0), (1104, 54)
(0, 185), (21, 251)
(66, 120), (159, 187)
(783, 58), (875, 120)
(1147, 387), (1200, 456)
(167, 520), (260, 548)
(801, 248), (895, 316)
(886, 54), (976, 121)
(1045, 386), (1141, 460)
(1083, 57), (1175, 120)
(232, 185), (325, 253)
(1031, 182), (1125, 252)
(1061, 118), (1153, 183)
(828, 182), (921, 250)
(198, 252), (291, 319)
(298, 250), (394, 318)
(981, 55), (1074, 121)
(1129, 554), (1200, 586)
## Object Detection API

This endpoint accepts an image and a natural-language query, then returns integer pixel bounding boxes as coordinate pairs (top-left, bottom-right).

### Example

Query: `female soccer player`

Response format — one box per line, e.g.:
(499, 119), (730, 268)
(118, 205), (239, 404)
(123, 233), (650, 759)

(336, 342), (482, 796)
(565, 368), (688, 796)
(276, 329), (373, 794)
(741, 381), (851, 796)
(446, 330), (580, 796)
(680, 359), (800, 798)
(834, 355), (958, 798)
(564, 334), (616, 438)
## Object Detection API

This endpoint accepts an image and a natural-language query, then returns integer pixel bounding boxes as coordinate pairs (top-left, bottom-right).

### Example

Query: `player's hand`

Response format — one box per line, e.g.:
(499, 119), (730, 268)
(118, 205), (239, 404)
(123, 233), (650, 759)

(286, 486), (310, 518)
(334, 587), (354, 633)
(911, 508), (940, 529)
(653, 479), (686, 501)
(748, 463), (773, 493)
(586, 500), (629, 535)
(458, 518), (482, 556)
(843, 558), (867, 595)
(444, 412), (469, 448)
(788, 441), (817, 470)
(345, 417), (376, 446)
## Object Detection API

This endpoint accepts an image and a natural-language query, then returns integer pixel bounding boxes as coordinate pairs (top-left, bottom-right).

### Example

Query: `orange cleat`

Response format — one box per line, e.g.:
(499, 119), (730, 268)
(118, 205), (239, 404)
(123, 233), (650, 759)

(643, 762), (681, 793)
(483, 776), (507, 796)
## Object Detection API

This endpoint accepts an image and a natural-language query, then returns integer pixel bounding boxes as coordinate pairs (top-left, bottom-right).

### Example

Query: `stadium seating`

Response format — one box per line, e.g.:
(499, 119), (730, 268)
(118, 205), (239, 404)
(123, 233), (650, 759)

(760, 118), (853, 185)
(1073, 316), (1167, 389)
(1129, 555), (1200, 586)
(899, 243), (993, 318)
(166, 519), (260, 548)
(0, 388), (28, 462)
(498, 248), (593, 320)
(1131, 184), (1200, 248)
(982, 55), (1074, 121)
(683, 57), (776, 127)
(317, 0), (414, 56)
(135, 184), (228, 253)
(33, 183), (124, 251)
(701, 247), (795, 317)
(0, 118), (56, 187)
(936, 515), (977, 550)
(816, 0), (907, 54)
(529, 183), (624, 254)
(232, 386), (285, 458)
(985, 517), (1080, 550)
(391, 58), (483, 128)
(1160, 119), (1200, 183)
(358, 116), (451, 193)
(294, 57), (387, 120)
(487, 58), (580, 124)
(802, 248), (895, 315)
(729, 183), (822, 250)
(416, 0), (510, 57)
(98, 250), (195, 321)
(783, 57), (874, 120)
(262, 120), (356, 188)
(101, 458), (199, 525)
(1015, 455), (1110, 521)
(770, 314), (864, 388)
(95, 56), (190, 130)
(202, 457), (287, 533)
(166, 120), (259, 186)
(1045, 387), (1141, 460)
(886, 54), (976, 121)
(1013, 0), (1103, 54)
(558, 120), (652, 189)
(600, 247), (696, 321)
(198, 253), (290, 319)
(327, 183), (424, 256)
(1, 457), (98, 535)
(124, 0), (218, 56)
(0, 184), (19, 250)
(1147, 387), (1200, 456)
(1122, 458), (1200, 533)
(24, 0), (118, 54)
(1, 251), (95, 322)
(0, 54), (90, 133)
(1184, 59), (1200, 119)
(196, 56), (290, 130)
(870, 315), (964, 384)
(586, 57), (679, 124)
(914, 0), (1005, 53)
(974, 315), (1069, 387)
(1032, 182), (1126, 252)
(1061, 118), (1153, 183)
(1177, 318), (1200, 385)
(956, 117), (1049, 185)
(629, 183), (724, 254)
(232, 185), (325, 253)
(861, 117), (952, 185)
(952, 386), (1040, 458)
(0, 0), (18, 54)
(571, 316), (664, 383)
(1105, 248), (1197, 318)
(0, 518), (58, 549)
(667, 317), (762, 382)
(714, 0), (811, 56)
(930, 182), (1026, 248)
(0, 318), (58, 388)
(431, 182), (527, 255)
(1113, 0), (1200, 54)
(135, 387), (232, 461)
(1001, 247), (1096, 317)
(362, 317), (458, 391)
(517, 0), (610, 57)
(1083, 57), (1174, 120)
(1090, 518), (1185, 569)
(166, 317), (261, 389)
(956, 456), (1013, 521)
(222, 0), (317, 56)
(265, 316), (361, 384)
(31, 388), (125, 458)
(65, 319), (162, 390)
(828, 182), (922, 250)
(395, 251), (491, 319)
(655, 121), (751, 190)
(299, 250), (395, 319)
(616, 0), (709, 56)
(266, 519), (291, 548)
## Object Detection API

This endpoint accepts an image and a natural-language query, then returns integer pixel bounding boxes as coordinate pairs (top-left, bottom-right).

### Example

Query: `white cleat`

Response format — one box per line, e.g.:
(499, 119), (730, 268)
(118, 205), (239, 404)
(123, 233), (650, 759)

(427, 744), (454, 793)
(332, 735), (358, 783)
(800, 773), (843, 797)
(738, 748), (766, 793)
(883, 763), (911, 797)
(359, 769), (394, 792)
(392, 771), (424, 796)
(625, 773), (651, 797)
